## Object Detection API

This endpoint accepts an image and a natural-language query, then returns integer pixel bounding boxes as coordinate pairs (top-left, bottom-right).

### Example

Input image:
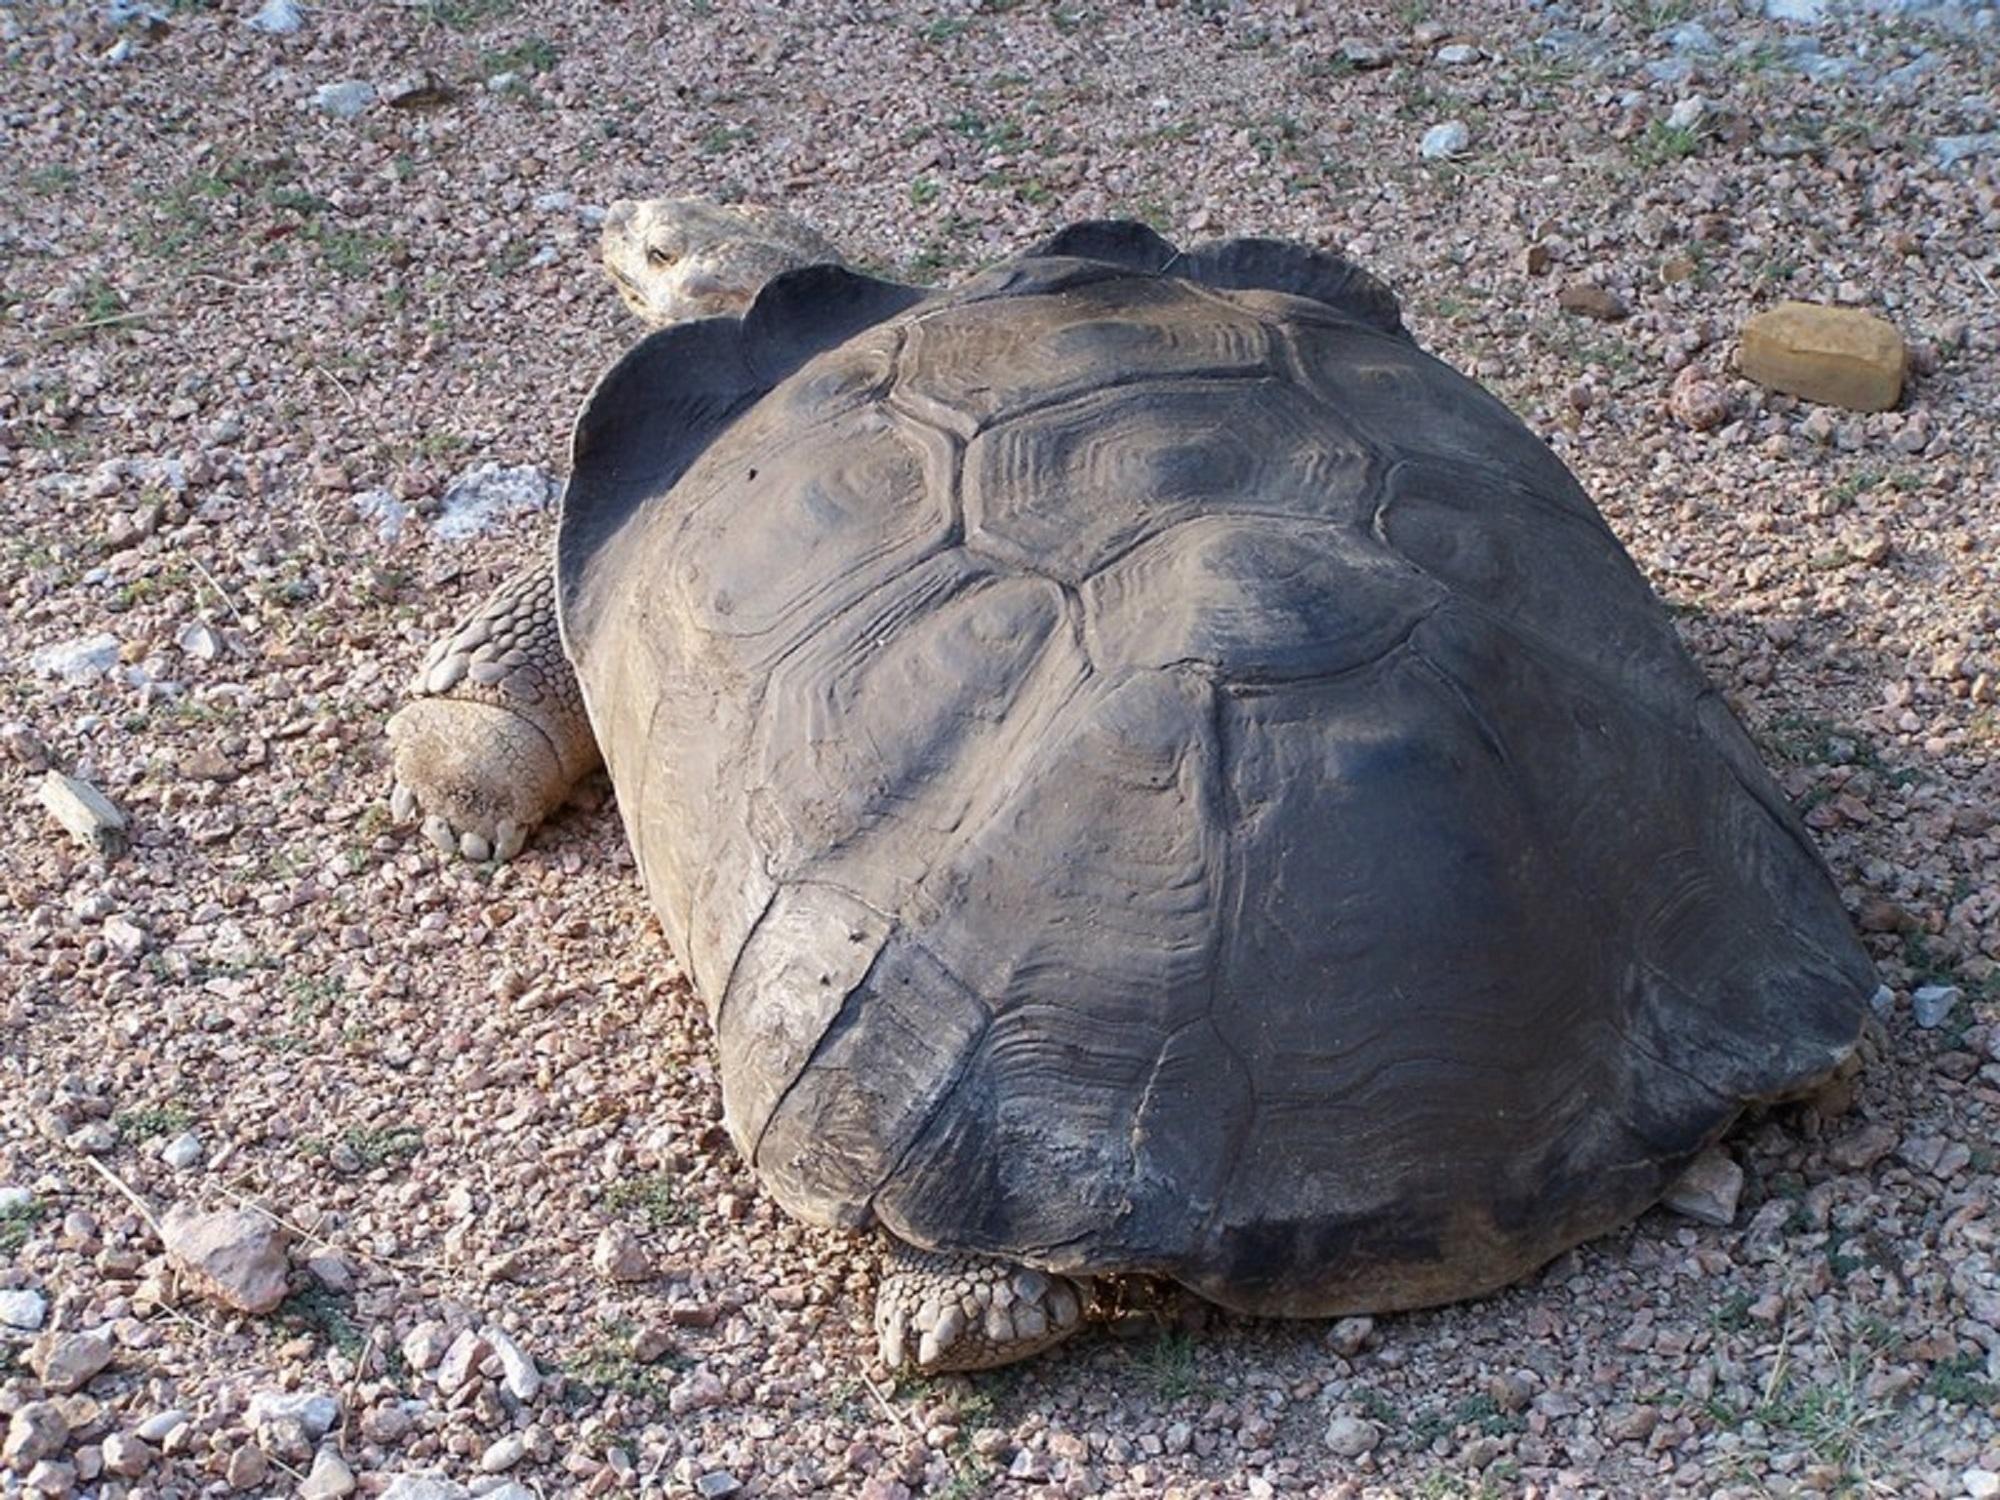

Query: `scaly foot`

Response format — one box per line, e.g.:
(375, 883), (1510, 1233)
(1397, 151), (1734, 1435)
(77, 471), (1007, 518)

(875, 1239), (1088, 1373)
(386, 562), (600, 860)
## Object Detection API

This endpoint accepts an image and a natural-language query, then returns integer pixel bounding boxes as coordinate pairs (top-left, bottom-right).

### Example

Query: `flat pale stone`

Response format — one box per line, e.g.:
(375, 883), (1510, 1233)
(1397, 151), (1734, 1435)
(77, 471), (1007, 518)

(1662, 1148), (1744, 1226)
(38, 771), (129, 857)
(1740, 301), (1906, 412)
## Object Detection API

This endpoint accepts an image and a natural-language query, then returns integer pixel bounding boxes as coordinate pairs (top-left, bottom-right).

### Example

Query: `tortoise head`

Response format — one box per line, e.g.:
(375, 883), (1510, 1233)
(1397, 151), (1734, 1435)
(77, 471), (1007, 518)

(599, 197), (846, 326)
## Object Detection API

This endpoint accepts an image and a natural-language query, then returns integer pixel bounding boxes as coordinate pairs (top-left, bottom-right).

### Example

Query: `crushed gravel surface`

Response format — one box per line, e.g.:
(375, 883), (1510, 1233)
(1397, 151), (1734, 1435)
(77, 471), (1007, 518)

(3, 0), (1999, 1495)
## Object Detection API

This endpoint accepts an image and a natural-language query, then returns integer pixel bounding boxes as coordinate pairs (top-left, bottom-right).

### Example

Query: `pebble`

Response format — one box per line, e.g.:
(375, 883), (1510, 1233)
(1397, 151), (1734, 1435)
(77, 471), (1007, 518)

(300, 1447), (357, 1499)
(37, 772), (129, 858)
(313, 80), (375, 118)
(100, 1433), (154, 1478)
(356, 489), (410, 541)
(248, 1389), (340, 1440)
(1965, 1469), (2000, 1500)
(29, 632), (119, 682)
(696, 1472), (744, 1499)
(1338, 38), (1394, 69)
(379, 1475), (471, 1500)
(1323, 1415), (1380, 1457)
(174, 620), (222, 660)
(245, 0), (302, 32)
(479, 1434), (527, 1473)
(33, 1329), (114, 1393)
(1669, 367), (1731, 432)
(0, 1287), (49, 1330)
(161, 1130), (203, 1169)
(436, 1328), (492, 1392)
(1667, 94), (1708, 130)
(225, 1444), (269, 1490)
(1662, 1148), (1743, 1225)
(26, 1459), (76, 1495)
(100, 916), (148, 958)
(1558, 282), (1629, 321)
(1934, 133), (2000, 167)
(401, 1320), (450, 1371)
(1326, 1315), (1374, 1358)
(592, 1224), (651, 1282)
(1740, 301), (1906, 412)
(1913, 984), (1962, 1029)
(3, 1403), (69, 1470)
(1418, 120), (1470, 159)
(484, 1325), (541, 1401)
(1435, 43), (1480, 64)
(1826, 1119), (1898, 1172)
(136, 1411), (190, 1444)
(159, 1204), (291, 1314)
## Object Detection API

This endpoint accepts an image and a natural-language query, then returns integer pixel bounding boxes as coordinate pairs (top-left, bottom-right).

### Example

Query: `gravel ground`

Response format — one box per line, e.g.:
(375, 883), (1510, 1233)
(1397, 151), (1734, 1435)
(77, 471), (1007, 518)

(4, 0), (2000, 1495)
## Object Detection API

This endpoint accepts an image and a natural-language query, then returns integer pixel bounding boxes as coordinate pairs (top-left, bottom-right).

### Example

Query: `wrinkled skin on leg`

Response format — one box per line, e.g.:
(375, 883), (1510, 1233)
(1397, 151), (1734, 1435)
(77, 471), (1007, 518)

(386, 562), (599, 861)
(875, 1238), (1089, 1372)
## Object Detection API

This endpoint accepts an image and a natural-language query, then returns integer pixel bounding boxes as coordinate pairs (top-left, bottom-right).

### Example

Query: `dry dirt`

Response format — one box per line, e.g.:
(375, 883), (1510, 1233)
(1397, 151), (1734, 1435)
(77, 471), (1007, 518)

(3, 1), (2000, 1497)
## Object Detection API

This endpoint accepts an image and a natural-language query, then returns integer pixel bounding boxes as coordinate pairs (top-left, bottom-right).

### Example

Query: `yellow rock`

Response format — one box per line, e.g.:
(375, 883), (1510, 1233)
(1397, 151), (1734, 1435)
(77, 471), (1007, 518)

(1739, 301), (1906, 412)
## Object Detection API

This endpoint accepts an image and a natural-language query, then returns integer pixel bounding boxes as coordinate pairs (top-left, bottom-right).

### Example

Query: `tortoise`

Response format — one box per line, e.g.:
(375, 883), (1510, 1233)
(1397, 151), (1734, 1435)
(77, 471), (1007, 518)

(385, 203), (1875, 1372)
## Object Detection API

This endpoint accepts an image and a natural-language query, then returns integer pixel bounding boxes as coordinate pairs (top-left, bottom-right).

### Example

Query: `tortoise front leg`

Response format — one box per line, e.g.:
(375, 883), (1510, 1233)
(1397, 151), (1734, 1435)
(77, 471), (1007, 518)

(875, 1238), (1088, 1372)
(386, 562), (599, 861)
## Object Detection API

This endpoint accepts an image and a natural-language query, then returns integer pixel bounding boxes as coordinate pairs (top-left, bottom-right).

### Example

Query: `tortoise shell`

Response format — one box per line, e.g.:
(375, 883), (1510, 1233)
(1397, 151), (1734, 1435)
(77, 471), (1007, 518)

(556, 224), (1872, 1316)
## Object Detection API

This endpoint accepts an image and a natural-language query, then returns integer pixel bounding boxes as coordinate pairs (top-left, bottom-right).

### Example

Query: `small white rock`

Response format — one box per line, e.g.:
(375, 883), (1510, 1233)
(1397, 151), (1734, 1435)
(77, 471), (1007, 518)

(378, 1475), (471, 1500)
(1964, 1469), (2000, 1500)
(161, 1130), (204, 1170)
(400, 1320), (450, 1371)
(300, 1446), (356, 1499)
(433, 463), (558, 541)
(248, 1389), (340, 1440)
(479, 1434), (526, 1473)
(102, 914), (149, 957)
(1324, 1415), (1380, 1457)
(245, 0), (303, 33)
(1667, 95), (1708, 130)
(483, 1326), (541, 1402)
(38, 771), (129, 857)
(1912, 983), (1962, 1029)
(313, 80), (375, 118)
(1435, 42), (1480, 65)
(137, 1410), (191, 1443)
(0, 1288), (49, 1330)
(174, 620), (222, 660)
(1419, 120), (1470, 159)
(29, 632), (120, 681)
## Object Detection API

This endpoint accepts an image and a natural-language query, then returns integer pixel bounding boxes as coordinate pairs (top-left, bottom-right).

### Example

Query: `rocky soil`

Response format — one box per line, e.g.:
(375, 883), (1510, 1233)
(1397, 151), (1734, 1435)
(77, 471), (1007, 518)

(3, 0), (1999, 1495)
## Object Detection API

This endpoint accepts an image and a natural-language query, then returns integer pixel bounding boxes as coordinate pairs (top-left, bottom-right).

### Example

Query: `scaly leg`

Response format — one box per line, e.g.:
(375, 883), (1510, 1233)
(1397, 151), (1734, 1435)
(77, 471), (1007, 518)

(875, 1238), (1088, 1372)
(386, 562), (599, 861)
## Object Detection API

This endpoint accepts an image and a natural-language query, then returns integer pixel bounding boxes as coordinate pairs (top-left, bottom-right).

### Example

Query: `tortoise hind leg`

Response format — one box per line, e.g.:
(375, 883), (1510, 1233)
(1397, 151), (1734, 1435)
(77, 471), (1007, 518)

(875, 1238), (1088, 1372)
(386, 562), (599, 861)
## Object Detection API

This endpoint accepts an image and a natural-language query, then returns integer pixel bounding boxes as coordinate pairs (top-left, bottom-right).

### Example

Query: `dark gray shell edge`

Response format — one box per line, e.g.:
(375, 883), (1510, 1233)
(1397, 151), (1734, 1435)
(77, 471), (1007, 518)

(1030, 220), (1409, 340)
(557, 265), (928, 656)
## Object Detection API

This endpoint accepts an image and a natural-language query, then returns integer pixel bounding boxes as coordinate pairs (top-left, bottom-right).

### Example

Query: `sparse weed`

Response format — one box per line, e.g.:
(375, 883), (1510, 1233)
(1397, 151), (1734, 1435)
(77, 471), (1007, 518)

(0, 1197), (46, 1253)
(482, 34), (558, 74)
(341, 1125), (424, 1168)
(115, 1104), (194, 1142)
(603, 1171), (691, 1229)
(1136, 1330), (1211, 1402)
